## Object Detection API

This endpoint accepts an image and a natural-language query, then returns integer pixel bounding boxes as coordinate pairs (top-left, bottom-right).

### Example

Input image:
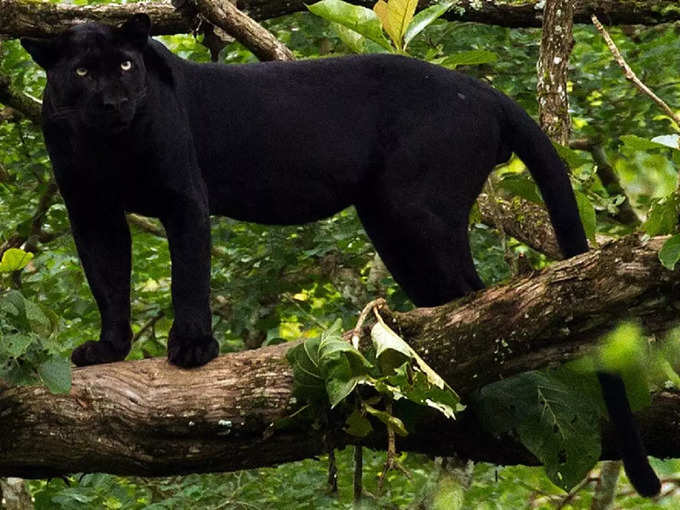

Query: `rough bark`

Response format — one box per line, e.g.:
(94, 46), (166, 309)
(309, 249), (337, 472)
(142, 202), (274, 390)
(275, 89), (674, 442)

(2, 234), (680, 478)
(1, 0), (680, 39)
(477, 193), (564, 259)
(537, 0), (574, 144)
(0, 478), (33, 510)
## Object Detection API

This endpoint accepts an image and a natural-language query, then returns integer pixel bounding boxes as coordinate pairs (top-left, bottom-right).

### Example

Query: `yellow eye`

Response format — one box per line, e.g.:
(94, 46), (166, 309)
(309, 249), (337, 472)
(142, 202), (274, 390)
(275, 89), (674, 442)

(121, 60), (133, 71)
(75, 67), (88, 77)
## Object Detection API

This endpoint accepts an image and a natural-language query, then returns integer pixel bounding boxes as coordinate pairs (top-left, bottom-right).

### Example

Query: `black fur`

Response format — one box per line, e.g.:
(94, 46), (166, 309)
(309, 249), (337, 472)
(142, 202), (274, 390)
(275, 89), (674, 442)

(21, 14), (657, 495)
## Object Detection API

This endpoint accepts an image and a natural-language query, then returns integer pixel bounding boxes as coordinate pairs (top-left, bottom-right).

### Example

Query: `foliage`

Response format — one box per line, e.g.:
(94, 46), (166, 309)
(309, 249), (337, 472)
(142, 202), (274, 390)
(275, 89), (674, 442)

(0, 248), (70, 393)
(287, 317), (463, 440)
(307, 0), (454, 54)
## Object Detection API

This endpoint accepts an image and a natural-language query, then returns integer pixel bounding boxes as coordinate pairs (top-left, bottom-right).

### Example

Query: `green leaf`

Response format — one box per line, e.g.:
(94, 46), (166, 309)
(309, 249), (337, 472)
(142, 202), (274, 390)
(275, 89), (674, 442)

(644, 194), (680, 236)
(345, 408), (373, 437)
(364, 402), (408, 436)
(0, 248), (34, 272)
(372, 321), (455, 394)
(307, 0), (393, 51)
(474, 370), (601, 492)
(2, 333), (34, 358)
(330, 22), (367, 53)
(498, 174), (543, 204)
(553, 143), (591, 169)
(386, 364), (464, 419)
(38, 357), (72, 394)
(441, 50), (498, 69)
(24, 299), (51, 335)
(659, 234), (680, 270)
(403, 2), (453, 49)
(287, 320), (371, 407)
(621, 134), (680, 153)
(574, 191), (596, 241)
(286, 338), (326, 401)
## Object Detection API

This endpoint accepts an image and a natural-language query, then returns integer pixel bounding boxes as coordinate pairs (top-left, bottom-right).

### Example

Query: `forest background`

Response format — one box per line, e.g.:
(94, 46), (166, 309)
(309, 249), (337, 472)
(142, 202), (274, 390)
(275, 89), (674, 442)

(1, 0), (680, 508)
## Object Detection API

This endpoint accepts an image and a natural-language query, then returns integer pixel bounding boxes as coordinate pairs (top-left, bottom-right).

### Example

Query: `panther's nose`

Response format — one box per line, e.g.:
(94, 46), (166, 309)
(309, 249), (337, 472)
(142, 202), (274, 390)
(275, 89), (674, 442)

(102, 97), (129, 112)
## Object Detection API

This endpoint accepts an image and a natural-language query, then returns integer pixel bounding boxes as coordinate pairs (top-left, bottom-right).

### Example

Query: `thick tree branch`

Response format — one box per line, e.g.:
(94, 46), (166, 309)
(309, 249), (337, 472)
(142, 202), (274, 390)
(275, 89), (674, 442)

(181, 0), (294, 61)
(1, 0), (679, 39)
(1, 234), (679, 477)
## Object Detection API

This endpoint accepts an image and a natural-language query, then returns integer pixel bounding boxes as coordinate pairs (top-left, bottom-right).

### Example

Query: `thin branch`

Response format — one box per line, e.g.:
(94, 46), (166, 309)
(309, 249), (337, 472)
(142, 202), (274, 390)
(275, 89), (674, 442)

(590, 461), (621, 510)
(592, 15), (680, 128)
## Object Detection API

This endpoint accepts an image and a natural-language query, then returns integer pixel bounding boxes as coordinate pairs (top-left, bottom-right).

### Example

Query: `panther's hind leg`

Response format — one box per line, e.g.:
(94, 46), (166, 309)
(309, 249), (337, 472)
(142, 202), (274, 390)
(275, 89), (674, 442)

(356, 199), (484, 308)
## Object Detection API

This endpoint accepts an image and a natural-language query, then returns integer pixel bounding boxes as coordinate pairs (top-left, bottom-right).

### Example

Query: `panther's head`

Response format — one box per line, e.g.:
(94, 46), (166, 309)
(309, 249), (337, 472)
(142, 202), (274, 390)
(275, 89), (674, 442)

(21, 14), (152, 132)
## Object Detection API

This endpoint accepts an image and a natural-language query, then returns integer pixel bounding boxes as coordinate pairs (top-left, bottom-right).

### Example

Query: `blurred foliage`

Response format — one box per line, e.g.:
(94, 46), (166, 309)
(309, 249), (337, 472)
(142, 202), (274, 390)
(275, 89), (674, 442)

(1, 0), (680, 507)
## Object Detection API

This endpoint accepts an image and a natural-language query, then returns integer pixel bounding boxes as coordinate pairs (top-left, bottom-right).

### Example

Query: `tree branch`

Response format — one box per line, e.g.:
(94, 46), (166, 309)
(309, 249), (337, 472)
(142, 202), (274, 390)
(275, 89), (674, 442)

(592, 14), (680, 128)
(477, 193), (563, 259)
(0, 72), (41, 124)
(181, 0), (294, 61)
(1, 234), (679, 477)
(1, 0), (679, 39)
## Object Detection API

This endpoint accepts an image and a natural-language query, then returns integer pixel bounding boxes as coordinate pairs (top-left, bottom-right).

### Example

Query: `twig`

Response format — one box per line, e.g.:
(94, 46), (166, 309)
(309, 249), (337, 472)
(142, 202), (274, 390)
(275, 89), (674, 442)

(556, 474), (595, 509)
(327, 447), (338, 493)
(592, 15), (680, 128)
(132, 311), (165, 343)
(351, 298), (385, 349)
(591, 462), (621, 510)
(377, 398), (396, 494)
(353, 445), (362, 505)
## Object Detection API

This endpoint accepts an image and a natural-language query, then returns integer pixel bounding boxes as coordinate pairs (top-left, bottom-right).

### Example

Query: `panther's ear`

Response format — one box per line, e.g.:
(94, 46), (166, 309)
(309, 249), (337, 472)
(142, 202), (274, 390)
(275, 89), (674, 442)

(21, 37), (58, 69)
(119, 14), (151, 48)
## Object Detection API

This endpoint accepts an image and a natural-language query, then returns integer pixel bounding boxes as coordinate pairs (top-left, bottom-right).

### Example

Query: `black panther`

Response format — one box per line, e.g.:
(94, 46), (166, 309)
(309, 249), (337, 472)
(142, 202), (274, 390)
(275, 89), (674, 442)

(20, 14), (659, 495)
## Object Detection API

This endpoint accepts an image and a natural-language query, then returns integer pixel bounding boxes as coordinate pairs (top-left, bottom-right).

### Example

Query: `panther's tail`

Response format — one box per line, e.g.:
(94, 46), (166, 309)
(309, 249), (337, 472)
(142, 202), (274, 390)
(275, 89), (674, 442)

(500, 96), (587, 257)
(597, 372), (661, 496)
(500, 96), (660, 497)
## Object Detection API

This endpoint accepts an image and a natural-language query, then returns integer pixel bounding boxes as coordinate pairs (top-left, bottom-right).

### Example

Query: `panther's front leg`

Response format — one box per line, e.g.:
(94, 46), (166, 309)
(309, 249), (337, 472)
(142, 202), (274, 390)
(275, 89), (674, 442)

(161, 194), (218, 368)
(68, 207), (133, 366)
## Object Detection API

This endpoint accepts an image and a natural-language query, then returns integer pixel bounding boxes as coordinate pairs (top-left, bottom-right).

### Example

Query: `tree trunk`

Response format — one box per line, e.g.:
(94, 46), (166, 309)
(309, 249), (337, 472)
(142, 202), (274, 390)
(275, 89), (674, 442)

(1, 0), (679, 38)
(1, 234), (679, 478)
(537, 0), (574, 144)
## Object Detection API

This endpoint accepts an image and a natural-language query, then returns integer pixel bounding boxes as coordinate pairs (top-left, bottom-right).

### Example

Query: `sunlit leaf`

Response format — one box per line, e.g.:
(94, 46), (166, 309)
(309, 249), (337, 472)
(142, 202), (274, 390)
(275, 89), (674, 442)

(403, 2), (453, 49)
(307, 0), (392, 50)
(373, 0), (417, 51)
(0, 248), (34, 272)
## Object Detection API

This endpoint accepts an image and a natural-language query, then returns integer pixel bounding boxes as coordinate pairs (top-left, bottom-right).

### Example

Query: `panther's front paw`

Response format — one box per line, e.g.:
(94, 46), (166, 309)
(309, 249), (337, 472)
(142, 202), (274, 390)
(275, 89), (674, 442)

(167, 333), (219, 368)
(71, 340), (131, 366)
